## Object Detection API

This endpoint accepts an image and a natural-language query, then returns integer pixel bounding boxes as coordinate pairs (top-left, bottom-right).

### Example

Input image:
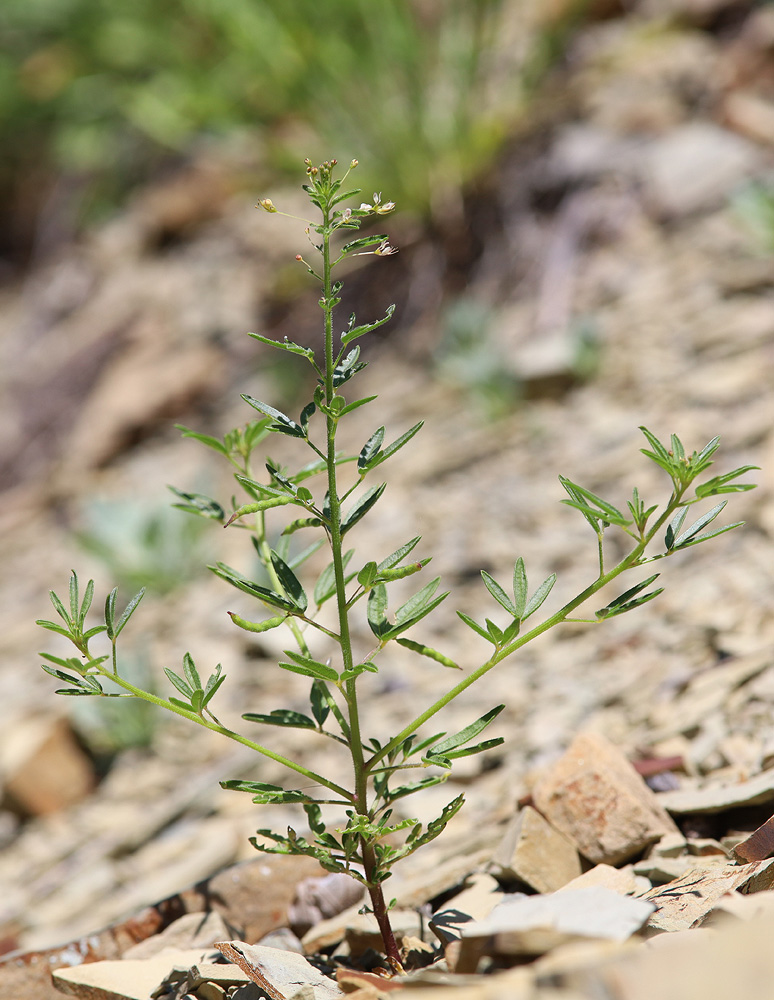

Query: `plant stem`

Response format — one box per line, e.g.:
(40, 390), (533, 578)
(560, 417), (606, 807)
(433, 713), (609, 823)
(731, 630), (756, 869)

(320, 202), (397, 961)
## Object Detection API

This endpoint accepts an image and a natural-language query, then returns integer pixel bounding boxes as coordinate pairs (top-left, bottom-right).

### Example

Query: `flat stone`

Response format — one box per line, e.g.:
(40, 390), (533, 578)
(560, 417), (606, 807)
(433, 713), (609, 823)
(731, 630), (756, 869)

(557, 863), (642, 896)
(430, 873), (504, 945)
(489, 806), (581, 892)
(532, 732), (679, 864)
(52, 949), (207, 1000)
(460, 887), (654, 944)
(657, 768), (774, 815)
(643, 859), (774, 933)
(214, 942), (341, 1000)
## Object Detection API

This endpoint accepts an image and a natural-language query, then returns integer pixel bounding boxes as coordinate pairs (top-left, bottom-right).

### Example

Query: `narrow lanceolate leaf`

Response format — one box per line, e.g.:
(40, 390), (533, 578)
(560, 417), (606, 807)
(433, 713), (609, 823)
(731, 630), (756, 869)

(423, 706), (505, 766)
(210, 563), (297, 612)
(523, 574), (557, 620)
(367, 583), (390, 639)
(341, 234), (389, 254)
(164, 668), (193, 699)
(175, 424), (229, 455)
(241, 395), (305, 438)
(696, 466), (759, 497)
(367, 422), (423, 470)
(665, 507), (688, 551)
(247, 332), (317, 365)
(228, 611), (288, 633)
(512, 557), (528, 618)
(673, 501), (726, 547)
(596, 574), (662, 620)
(457, 610), (496, 644)
(396, 637), (460, 669)
(481, 571), (517, 616)
(668, 521), (744, 552)
(270, 550), (308, 612)
(341, 303), (396, 347)
(242, 709), (316, 729)
(395, 578), (441, 624)
(378, 536), (421, 572)
(219, 780), (322, 804)
(341, 484), (386, 534)
(281, 650), (339, 682)
(78, 578), (94, 626)
(169, 487), (225, 521)
(338, 395), (378, 416)
(358, 427), (385, 471)
(182, 652), (202, 692)
(309, 681), (330, 728)
(69, 572), (79, 625)
(203, 666), (226, 706)
(49, 589), (71, 628)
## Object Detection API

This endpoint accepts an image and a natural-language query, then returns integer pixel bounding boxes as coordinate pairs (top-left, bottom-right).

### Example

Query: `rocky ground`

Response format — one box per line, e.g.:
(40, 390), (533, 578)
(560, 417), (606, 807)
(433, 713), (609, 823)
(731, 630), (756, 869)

(3, 1), (774, 997)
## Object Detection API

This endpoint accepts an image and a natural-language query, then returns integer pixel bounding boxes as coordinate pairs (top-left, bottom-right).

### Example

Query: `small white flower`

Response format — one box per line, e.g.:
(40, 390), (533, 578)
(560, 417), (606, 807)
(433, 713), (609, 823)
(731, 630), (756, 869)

(374, 240), (398, 256)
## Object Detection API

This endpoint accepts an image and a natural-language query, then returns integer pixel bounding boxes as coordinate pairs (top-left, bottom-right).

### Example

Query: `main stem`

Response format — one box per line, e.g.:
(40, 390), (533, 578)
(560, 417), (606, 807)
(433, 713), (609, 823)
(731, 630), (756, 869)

(320, 211), (400, 967)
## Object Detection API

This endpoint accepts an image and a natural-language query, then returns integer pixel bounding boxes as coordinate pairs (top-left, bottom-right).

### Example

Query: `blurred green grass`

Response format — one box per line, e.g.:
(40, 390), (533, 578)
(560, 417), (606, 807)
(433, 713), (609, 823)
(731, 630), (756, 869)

(0, 0), (564, 261)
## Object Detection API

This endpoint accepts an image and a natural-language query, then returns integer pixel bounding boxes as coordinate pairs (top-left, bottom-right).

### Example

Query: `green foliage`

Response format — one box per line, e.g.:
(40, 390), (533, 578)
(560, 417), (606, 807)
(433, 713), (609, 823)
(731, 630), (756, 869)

(37, 160), (758, 969)
(2, 0), (534, 236)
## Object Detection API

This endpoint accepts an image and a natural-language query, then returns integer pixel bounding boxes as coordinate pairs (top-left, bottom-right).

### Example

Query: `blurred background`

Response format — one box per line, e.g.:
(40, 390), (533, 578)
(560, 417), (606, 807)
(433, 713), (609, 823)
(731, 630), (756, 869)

(2, 0), (774, 962)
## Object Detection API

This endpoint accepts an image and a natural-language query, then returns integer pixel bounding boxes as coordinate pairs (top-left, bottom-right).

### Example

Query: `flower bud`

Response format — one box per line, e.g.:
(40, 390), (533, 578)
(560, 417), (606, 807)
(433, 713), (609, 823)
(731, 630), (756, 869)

(350, 159), (358, 169)
(257, 198), (277, 213)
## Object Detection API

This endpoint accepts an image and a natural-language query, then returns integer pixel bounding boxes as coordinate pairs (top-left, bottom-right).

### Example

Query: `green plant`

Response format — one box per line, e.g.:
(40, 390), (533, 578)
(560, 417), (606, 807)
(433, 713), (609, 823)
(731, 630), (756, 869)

(37, 159), (758, 970)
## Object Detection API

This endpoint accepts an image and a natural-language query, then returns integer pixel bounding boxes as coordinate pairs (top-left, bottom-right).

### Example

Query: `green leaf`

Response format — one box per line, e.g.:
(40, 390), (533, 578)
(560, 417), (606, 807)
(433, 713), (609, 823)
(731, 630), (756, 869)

(220, 780), (326, 804)
(175, 424), (229, 455)
(169, 487), (225, 521)
(423, 706), (504, 766)
(247, 332), (318, 366)
(182, 652), (202, 692)
(523, 574), (557, 620)
(596, 573), (662, 620)
(309, 681), (330, 727)
(367, 422), (423, 470)
(287, 538), (326, 570)
(456, 610), (495, 644)
(69, 572), (79, 625)
(79, 577), (94, 627)
(333, 347), (368, 387)
(667, 521), (744, 552)
(395, 578), (441, 624)
(696, 466), (759, 497)
(674, 501), (726, 547)
(36, 620), (75, 640)
(281, 650), (339, 682)
(396, 637), (460, 669)
(164, 668), (193, 699)
(49, 589), (71, 628)
(241, 395), (306, 438)
(357, 561), (379, 588)
(481, 571), (517, 616)
(341, 303), (396, 346)
(377, 536), (421, 572)
(338, 395), (378, 416)
(203, 666), (226, 706)
(242, 709), (316, 729)
(341, 484), (386, 534)
(358, 427), (385, 471)
(270, 550), (308, 612)
(210, 563), (297, 612)
(512, 557), (528, 618)
(665, 508), (688, 551)
(367, 583), (390, 639)
(341, 234), (389, 254)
